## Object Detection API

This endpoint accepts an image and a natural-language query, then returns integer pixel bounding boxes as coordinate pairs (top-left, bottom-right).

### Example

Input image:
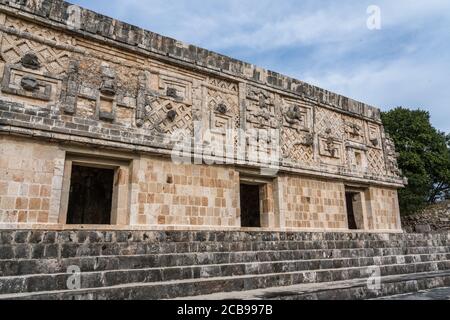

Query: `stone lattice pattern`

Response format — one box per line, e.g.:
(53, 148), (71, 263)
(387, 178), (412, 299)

(144, 98), (193, 135)
(281, 128), (314, 165)
(316, 107), (345, 140)
(1, 16), (71, 75)
(367, 148), (387, 175)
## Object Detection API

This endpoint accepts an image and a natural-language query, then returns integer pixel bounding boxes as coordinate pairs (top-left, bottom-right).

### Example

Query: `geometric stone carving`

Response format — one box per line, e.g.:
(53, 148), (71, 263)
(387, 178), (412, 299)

(158, 74), (192, 105)
(282, 129), (314, 164)
(368, 123), (381, 148)
(346, 147), (367, 172)
(20, 74), (38, 91)
(2, 16), (71, 76)
(143, 98), (193, 135)
(135, 71), (148, 127)
(246, 85), (278, 129)
(316, 107), (345, 140)
(282, 102), (311, 133)
(207, 78), (239, 150)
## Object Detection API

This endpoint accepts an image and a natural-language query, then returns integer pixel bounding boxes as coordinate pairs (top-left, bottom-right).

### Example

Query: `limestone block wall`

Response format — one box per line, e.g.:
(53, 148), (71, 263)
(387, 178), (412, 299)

(366, 187), (401, 231)
(277, 175), (347, 230)
(0, 136), (65, 225)
(131, 157), (240, 228)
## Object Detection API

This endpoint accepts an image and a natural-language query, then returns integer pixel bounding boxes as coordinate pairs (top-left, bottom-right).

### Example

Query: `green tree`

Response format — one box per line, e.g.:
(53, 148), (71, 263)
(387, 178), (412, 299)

(381, 108), (450, 215)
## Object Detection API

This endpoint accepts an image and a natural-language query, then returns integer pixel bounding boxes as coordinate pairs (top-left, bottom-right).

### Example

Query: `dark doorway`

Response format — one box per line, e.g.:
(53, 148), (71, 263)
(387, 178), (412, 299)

(67, 165), (114, 225)
(240, 183), (261, 228)
(345, 192), (358, 230)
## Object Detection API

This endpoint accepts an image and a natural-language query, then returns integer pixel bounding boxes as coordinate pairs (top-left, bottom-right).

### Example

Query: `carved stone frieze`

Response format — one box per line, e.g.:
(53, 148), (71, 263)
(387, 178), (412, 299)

(384, 135), (401, 176)
(246, 85), (278, 129)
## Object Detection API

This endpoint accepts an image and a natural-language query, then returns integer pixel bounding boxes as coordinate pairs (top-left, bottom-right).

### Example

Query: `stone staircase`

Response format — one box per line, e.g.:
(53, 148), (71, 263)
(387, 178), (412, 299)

(0, 230), (449, 300)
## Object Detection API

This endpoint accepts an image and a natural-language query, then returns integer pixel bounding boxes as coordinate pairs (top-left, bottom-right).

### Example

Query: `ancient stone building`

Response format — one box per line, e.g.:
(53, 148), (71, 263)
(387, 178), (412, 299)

(0, 0), (406, 233)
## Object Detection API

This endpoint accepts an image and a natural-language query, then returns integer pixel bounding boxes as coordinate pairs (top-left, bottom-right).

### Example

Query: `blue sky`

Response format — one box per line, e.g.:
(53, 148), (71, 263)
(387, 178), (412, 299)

(69, 0), (450, 133)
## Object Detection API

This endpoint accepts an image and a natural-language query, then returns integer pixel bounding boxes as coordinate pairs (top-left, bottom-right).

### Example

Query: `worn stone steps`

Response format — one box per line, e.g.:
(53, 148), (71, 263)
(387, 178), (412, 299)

(0, 231), (449, 299)
(2, 249), (450, 277)
(1, 230), (449, 246)
(2, 238), (450, 260)
(2, 262), (450, 300)
(177, 270), (450, 300)
(1, 255), (449, 296)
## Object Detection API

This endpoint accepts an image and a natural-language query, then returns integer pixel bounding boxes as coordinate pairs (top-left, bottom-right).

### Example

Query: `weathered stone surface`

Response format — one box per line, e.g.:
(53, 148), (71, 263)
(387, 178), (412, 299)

(0, 230), (449, 300)
(0, 1), (404, 233)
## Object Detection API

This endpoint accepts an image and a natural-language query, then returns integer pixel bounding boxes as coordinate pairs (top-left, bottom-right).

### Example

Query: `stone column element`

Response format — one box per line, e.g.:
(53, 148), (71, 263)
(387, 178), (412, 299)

(62, 60), (80, 114)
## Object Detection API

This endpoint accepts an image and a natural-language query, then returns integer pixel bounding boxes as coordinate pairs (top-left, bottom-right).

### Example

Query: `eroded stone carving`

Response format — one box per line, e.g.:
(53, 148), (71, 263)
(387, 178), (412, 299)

(324, 136), (338, 158)
(20, 52), (40, 70)
(20, 75), (38, 91)
(100, 64), (116, 96)
(215, 103), (228, 115)
(62, 60), (80, 114)
(96, 64), (117, 121)
(142, 98), (192, 135)
(384, 135), (401, 176)
(345, 122), (363, 140)
(318, 127), (342, 160)
(368, 123), (381, 148)
(136, 71), (148, 127)
(166, 87), (178, 99)
(246, 86), (278, 129)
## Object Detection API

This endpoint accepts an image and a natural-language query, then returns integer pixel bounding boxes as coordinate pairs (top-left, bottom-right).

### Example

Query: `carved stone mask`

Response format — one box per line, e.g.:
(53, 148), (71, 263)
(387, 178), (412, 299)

(100, 76), (116, 96)
(21, 52), (40, 70)
(20, 75), (39, 91)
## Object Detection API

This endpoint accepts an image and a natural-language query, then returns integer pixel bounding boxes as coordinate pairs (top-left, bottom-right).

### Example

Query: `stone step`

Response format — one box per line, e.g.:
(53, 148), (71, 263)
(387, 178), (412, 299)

(1, 263), (450, 300)
(1, 255), (449, 295)
(3, 230), (449, 246)
(177, 270), (450, 300)
(1, 248), (450, 277)
(1, 238), (449, 260)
